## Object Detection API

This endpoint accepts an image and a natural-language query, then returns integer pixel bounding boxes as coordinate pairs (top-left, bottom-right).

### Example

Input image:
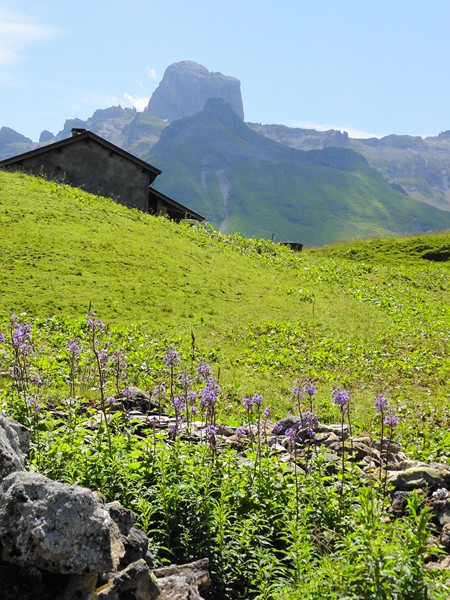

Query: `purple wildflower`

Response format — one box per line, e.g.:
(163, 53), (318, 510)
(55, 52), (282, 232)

(332, 387), (350, 412)
(98, 350), (109, 369)
(205, 424), (218, 437)
(148, 416), (158, 428)
(196, 361), (212, 380)
(26, 395), (41, 411)
(304, 380), (317, 397)
(285, 427), (299, 444)
(199, 377), (220, 408)
(191, 405), (198, 416)
(153, 382), (166, 397)
(86, 313), (104, 332)
(179, 370), (193, 388)
(164, 347), (180, 367)
(28, 373), (42, 386)
(11, 319), (33, 355)
(121, 386), (133, 399)
(172, 395), (186, 413)
(251, 394), (263, 407)
(242, 396), (253, 410)
(0, 332), (5, 344)
(111, 350), (127, 385)
(68, 340), (81, 356)
(304, 411), (319, 435)
(235, 426), (247, 439)
(374, 394), (389, 414)
(291, 379), (304, 398)
(187, 390), (197, 404)
(263, 406), (271, 419)
(272, 422), (283, 435)
(384, 410), (399, 429)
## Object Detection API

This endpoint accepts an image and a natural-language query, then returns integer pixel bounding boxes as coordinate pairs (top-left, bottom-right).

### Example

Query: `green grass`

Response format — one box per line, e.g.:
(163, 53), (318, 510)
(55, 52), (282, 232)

(2, 169), (450, 598)
(1, 169), (450, 453)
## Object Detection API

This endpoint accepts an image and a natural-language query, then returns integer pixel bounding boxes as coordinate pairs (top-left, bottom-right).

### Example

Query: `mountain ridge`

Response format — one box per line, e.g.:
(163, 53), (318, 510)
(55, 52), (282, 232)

(2, 59), (450, 243)
(147, 98), (450, 245)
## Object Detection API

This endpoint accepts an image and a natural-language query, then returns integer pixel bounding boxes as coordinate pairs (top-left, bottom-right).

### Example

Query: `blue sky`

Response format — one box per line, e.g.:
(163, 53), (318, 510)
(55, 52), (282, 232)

(1, 0), (450, 141)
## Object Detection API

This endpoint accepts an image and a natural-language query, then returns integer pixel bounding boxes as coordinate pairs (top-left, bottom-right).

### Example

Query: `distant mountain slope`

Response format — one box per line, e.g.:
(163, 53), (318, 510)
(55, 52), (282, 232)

(249, 123), (450, 211)
(2, 59), (450, 228)
(148, 99), (450, 245)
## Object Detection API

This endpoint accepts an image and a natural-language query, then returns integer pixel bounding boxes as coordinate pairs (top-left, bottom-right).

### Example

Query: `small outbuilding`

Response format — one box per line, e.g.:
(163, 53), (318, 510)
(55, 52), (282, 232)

(0, 128), (205, 222)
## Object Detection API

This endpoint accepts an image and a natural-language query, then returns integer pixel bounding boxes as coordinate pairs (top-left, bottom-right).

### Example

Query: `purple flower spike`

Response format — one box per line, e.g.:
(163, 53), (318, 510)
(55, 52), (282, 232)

(263, 406), (271, 418)
(235, 426), (247, 438)
(205, 424), (218, 437)
(304, 411), (319, 435)
(251, 394), (263, 407)
(384, 410), (399, 429)
(172, 396), (186, 413)
(304, 380), (317, 396)
(242, 396), (253, 410)
(26, 395), (41, 411)
(332, 387), (350, 412)
(196, 361), (212, 380)
(68, 340), (81, 356)
(374, 394), (389, 414)
(272, 422), (283, 435)
(285, 427), (298, 444)
(291, 379), (304, 397)
(164, 348), (180, 367)
(86, 313), (105, 333)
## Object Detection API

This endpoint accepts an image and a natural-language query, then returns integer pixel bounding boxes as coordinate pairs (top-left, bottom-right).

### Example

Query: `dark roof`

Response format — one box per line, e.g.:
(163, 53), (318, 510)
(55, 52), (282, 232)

(0, 129), (162, 178)
(148, 186), (205, 222)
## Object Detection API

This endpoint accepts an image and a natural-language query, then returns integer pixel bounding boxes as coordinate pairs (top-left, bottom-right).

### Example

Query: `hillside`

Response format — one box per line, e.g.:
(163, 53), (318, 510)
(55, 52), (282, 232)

(2, 169), (450, 598)
(1, 169), (450, 417)
(249, 123), (450, 211)
(148, 99), (450, 245)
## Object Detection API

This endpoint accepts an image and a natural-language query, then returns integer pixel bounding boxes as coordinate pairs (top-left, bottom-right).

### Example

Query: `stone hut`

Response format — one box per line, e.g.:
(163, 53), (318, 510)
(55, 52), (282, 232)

(0, 128), (205, 222)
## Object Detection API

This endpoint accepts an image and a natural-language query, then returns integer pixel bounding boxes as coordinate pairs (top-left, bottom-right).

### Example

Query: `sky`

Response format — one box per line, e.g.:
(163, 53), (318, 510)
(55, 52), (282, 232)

(1, 0), (450, 141)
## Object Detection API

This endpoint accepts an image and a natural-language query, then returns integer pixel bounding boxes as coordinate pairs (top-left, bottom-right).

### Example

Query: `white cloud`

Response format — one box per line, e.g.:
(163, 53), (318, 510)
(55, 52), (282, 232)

(146, 67), (159, 81)
(0, 8), (60, 66)
(123, 92), (150, 111)
(288, 119), (385, 140)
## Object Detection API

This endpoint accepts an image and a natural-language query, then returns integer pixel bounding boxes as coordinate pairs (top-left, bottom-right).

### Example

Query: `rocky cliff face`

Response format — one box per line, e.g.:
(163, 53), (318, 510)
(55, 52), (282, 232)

(145, 61), (244, 122)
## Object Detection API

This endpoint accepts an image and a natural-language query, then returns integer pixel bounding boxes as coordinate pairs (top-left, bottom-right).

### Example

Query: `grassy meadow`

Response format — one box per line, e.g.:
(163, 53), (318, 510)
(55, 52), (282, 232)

(1, 170), (450, 442)
(1, 169), (450, 597)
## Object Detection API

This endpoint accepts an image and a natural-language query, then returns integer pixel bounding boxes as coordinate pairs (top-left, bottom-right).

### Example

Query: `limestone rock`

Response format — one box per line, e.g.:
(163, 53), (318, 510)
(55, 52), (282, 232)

(122, 387), (160, 413)
(97, 559), (160, 600)
(106, 500), (135, 535)
(154, 558), (211, 599)
(0, 471), (124, 574)
(146, 61), (244, 122)
(388, 466), (450, 492)
(0, 413), (30, 481)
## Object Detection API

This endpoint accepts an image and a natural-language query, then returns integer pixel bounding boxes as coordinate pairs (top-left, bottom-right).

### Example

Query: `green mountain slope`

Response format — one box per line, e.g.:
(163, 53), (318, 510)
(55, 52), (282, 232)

(1, 168), (450, 409)
(148, 99), (450, 245)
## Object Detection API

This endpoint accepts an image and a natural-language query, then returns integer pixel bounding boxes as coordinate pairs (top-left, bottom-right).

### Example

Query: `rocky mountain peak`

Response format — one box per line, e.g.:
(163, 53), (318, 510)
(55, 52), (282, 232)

(145, 60), (244, 122)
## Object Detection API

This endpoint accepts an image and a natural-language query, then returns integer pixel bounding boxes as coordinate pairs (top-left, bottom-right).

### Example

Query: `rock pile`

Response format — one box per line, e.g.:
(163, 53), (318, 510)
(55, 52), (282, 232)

(2, 389), (450, 598)
(0, 413), (210, 600)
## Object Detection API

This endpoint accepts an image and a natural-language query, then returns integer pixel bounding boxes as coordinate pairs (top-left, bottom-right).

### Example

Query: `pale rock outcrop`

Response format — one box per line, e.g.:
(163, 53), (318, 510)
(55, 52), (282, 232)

(0, 471), (124, 574)
(0, 413), (30, 481)
(145, 61), (244, 122)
